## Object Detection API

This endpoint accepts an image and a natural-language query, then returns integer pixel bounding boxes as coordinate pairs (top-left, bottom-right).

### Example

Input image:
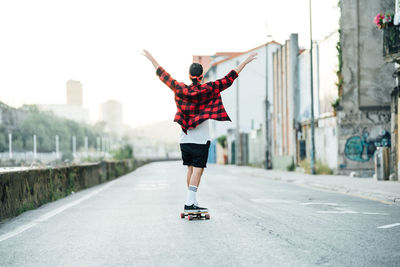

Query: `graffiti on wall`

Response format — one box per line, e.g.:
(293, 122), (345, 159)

(344, 130), (391, 162)
(339, 111), (390, 125)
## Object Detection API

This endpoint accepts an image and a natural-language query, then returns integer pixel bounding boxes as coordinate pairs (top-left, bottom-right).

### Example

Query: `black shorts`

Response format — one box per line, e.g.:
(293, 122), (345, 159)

(180, 141), (211, 168)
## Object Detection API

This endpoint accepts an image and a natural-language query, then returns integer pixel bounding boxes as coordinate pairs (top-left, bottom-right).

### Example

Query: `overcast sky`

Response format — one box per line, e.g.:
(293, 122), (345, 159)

(0, 0), (340, 127)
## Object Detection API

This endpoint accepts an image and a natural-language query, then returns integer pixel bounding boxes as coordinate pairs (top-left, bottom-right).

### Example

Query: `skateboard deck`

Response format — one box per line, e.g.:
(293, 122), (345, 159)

(180, 211), (210, 220)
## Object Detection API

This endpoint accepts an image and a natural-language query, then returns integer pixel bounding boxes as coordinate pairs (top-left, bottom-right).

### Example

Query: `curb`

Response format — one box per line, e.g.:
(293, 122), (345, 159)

(242, 170), (400, 206)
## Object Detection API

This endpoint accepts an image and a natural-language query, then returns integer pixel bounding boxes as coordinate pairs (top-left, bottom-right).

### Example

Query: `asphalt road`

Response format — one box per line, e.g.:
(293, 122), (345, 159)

(1, 161), (399, 266)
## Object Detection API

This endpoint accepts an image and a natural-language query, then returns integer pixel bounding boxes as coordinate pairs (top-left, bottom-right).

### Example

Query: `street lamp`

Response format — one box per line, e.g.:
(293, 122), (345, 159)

(309, 0), (316, 174)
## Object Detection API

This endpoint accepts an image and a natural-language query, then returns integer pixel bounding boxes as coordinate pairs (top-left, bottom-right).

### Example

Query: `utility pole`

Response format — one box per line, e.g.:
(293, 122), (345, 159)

(236, 60), (241, 166)
(101, 137), (105, 155)
(55, 135), (59, 159)
(265, 42), (271, 169)
(8, 133), (12, 159)
(97, 137), (100, 155)
(84, 136), (88, 156)
(72, 136), (76, 156)
(33, 134), (37, 159)
(309, 0), (316, 174)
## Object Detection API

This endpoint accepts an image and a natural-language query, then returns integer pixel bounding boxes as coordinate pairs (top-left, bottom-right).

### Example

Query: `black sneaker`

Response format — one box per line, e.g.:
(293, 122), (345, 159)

(184, 204), (208, 212)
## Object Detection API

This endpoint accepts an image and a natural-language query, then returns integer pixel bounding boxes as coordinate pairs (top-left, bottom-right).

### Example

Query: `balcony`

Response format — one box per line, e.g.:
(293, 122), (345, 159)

(383, 25), (400, 62)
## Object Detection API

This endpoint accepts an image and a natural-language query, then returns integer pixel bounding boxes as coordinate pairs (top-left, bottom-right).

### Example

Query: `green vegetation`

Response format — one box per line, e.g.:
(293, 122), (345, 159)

(286, 161), (296, 172)
(112, 144), (133, 160)
(217, 135), (227, 148)
(299, 160), (333, 175)
(336, 2), (343, 100)
(17, 202), (35, 215)
(67, 172), (76, 195)
(0, 103), (106, 153)
(331, 98), (340, 109)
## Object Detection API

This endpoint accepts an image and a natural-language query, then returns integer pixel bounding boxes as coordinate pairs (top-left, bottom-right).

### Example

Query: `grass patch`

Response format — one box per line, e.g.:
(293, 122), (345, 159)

(299, 160), (333, 175)
(17, 202), (35, 215)
(67, 172), (76, 195)
(286, 161), (296, 172)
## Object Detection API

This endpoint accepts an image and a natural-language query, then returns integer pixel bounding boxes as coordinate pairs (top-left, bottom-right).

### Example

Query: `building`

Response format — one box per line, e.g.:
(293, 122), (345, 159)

(38, 80), (89, 123)
(39, 104), (90, 124)
(297, 32), (340, 171)
(66, 80), (83, 106)
(338, 0), (395, 177)
(204, 41), (281, 167)
(272, 34), (299, 169)
(99, 100), (123, 136)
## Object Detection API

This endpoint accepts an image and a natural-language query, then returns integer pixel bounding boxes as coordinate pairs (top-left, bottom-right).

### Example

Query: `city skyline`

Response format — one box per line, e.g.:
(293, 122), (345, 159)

(0, 0), (340, 127)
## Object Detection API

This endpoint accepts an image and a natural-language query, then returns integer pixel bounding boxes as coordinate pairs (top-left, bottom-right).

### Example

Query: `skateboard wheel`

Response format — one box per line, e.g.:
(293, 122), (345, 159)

(187, 215), (193, 221)
(205, 213), (210, 220)
(180, 213), (185, 219)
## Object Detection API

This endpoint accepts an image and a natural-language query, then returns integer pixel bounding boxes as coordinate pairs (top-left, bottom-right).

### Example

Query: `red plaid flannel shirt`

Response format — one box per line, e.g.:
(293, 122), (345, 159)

(156, 66), (238, 134)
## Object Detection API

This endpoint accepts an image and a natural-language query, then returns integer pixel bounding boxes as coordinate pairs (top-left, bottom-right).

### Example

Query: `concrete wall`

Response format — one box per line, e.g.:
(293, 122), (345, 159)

(298, 32), (339, 121)
(338, 0), (395, 176)
(248, 128), (264, 167)
(302, 116), (338, 171)
(0, 159), (148, 221)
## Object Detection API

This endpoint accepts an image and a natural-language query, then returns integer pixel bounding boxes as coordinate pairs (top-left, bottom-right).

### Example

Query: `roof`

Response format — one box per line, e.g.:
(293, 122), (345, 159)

(210, 40), (281, 67)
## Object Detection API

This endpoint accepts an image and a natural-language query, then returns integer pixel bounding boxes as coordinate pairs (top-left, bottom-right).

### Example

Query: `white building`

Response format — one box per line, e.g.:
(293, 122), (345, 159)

(66, 80), (83, 106)
(297, 31), (339, 170)
(38, 79), (89, 123)
(205, 41), (281, 166)
(39, 104), (90, 123)
(99, 100), (123, 136)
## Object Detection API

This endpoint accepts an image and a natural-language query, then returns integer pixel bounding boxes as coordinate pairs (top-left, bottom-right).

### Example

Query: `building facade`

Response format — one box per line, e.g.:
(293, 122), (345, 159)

(338, 0), (395, 177)
(99, 100), (123, 136)
(39, 104), (90, 124)
(205, 41), (280, 167)
(38, 79), (89, 123)
(272, 34), (299, 169)
(66, 80), (83, 106)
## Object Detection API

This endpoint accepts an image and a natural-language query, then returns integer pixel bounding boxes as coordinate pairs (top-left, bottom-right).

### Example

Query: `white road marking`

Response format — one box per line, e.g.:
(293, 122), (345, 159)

(133, 183), (169, 190)
(362, 212), (389, 215)
(250, 198), (297, 204)
(377, 223), (400, 229)
(317, 210), (358, 214)
(299, 202), (339, 206)
(0, 180), (116, 243)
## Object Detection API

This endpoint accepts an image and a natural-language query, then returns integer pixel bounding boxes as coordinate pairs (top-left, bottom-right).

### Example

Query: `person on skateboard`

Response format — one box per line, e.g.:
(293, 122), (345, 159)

(142, 49), (257, 213)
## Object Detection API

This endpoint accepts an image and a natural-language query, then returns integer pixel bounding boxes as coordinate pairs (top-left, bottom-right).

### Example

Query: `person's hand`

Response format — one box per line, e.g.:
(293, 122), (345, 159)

(234, 52), (258, 74)
(142, 49), (160, 70)
(142, 49), (154, 61)
(244, 52), (258, 64)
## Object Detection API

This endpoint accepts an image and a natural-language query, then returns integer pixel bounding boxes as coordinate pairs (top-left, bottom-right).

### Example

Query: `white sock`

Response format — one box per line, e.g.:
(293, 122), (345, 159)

(186, 185), (198, 206)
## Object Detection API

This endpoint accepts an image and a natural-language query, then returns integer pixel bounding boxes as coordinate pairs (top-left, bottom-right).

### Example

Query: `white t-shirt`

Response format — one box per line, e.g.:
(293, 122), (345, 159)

(180, 120), (210, 144)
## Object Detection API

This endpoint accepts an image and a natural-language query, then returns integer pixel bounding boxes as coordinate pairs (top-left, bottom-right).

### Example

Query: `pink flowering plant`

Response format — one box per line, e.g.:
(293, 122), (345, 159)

(374, 13), (394, 29)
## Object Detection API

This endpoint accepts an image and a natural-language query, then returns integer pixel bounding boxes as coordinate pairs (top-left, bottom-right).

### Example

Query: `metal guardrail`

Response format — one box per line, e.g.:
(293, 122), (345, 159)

(0, 151), (111, 164)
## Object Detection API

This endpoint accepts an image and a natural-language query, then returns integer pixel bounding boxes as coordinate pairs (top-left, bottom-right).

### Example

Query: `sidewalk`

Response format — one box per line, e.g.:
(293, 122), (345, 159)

(232, 165), (400, 205)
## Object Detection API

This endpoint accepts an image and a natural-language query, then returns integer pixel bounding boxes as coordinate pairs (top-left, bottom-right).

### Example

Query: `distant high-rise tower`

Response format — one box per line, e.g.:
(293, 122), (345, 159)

(66, 80), (83, 106)
(99, 100), (123, 136)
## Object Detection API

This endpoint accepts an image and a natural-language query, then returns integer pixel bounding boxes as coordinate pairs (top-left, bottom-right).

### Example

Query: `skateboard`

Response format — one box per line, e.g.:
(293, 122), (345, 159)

(180, 211), (210, 221)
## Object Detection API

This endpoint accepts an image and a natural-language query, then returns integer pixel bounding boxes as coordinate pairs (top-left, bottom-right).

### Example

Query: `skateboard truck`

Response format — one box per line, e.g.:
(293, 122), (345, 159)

(180, 211), (210, 221)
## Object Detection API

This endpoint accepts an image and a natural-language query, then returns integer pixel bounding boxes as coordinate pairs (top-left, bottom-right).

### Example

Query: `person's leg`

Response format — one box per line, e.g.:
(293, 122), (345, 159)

(189, 167), (204, 187)
(184, 142), (209, 211)
(186, 166), (193, 187)
(185, 167), (205, 207)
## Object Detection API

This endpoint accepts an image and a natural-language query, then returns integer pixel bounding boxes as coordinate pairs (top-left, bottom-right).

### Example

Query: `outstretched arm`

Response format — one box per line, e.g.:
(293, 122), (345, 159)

(142, 49), (160, 70)
(234, 52), (258, 74)
(210, 52), (258, 94)
(142, 49), (178, 91)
